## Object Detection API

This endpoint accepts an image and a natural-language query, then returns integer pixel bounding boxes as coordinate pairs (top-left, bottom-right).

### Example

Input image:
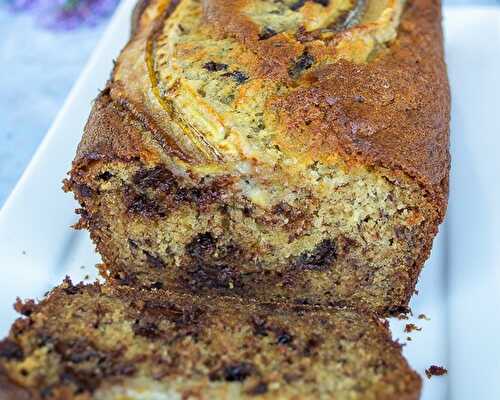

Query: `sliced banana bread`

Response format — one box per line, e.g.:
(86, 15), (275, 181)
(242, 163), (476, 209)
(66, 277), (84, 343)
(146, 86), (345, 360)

(65, 0), (450, 315)
(0, 278), (421, 399)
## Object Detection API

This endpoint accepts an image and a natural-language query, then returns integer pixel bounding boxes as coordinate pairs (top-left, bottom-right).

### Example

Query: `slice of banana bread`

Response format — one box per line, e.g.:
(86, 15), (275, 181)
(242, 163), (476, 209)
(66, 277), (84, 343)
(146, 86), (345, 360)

(0, 278), (421, 399)
(65, 0), (450, 315)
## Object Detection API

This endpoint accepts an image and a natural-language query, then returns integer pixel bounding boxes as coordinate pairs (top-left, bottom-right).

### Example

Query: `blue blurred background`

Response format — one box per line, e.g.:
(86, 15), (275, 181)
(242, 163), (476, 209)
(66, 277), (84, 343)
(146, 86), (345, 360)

(0, 0), (497, 207)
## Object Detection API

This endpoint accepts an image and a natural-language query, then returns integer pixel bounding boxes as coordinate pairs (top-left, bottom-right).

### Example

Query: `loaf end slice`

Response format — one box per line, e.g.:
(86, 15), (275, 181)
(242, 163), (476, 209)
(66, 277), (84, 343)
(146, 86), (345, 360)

(0, 279), (421, 399)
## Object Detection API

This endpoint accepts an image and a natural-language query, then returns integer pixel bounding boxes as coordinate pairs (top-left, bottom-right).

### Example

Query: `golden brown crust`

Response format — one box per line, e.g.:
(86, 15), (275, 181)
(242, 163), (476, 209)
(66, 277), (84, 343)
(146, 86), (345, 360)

(202, 0), (450, 200)
(73, 89), (142, 166)
(202, 0), (305, 82)
(130, 0), (150, 35)
(272, 0), (450, 216)
(74, 87), (194, 170)
(74, 0), (449, 215)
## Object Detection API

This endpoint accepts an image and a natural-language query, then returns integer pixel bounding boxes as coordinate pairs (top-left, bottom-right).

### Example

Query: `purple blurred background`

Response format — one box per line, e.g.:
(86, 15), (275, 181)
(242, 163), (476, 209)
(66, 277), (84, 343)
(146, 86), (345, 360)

(4, 0), (118, 29)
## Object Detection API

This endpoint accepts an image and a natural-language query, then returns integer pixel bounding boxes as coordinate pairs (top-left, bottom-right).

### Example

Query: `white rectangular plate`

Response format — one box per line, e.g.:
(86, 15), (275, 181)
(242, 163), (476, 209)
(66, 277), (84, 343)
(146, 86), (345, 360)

(1, 4), (499, 399)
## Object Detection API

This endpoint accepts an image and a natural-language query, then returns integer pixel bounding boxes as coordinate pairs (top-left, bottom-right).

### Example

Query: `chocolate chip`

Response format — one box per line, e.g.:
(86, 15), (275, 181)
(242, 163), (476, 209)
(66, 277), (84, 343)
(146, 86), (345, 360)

(76, 184), (93, 198)
(258, 26), (277, 40)
(133, 319), (160, 338)
(124, 188), (165, 218)
(67, 345), (100, 364)
(186, 233), (216, 260)
(149, 282), (164, 290)
(203, 61), (229, 72)
(223, 362), (255, 382)
(276, 332), (293, 345)
(290, 0), (306, 10)
(144, 251), (165, 269)
(132, 166), (174, 192)
(292, 0), (330, 7)
(53, 339), (102, 366)
(247, 382), (269, 395)
(0, 339), (24, 360)
(96, 171), (113, 181)
(223, 70), (249, 84)
(209, 362), (256, 382)
(295, 239), (336, 270)
(288, 52), (314, 79)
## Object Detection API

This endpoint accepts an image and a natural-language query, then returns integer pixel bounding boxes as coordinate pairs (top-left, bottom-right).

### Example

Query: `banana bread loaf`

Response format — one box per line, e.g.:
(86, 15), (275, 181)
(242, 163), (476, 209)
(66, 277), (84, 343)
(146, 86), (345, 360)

(65, 0), (450, 315)
(0, 278), (421, 399)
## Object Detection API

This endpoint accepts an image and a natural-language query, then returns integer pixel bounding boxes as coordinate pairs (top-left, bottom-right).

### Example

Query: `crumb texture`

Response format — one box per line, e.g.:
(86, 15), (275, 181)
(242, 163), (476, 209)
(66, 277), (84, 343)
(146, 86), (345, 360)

(0, 280), (421, 400)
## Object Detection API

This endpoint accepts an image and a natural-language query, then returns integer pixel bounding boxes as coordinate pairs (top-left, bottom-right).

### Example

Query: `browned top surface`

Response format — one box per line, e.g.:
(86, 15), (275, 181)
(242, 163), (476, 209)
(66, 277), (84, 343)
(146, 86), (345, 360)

(73, 0), (449, 208)
(279, 0), (449, 195)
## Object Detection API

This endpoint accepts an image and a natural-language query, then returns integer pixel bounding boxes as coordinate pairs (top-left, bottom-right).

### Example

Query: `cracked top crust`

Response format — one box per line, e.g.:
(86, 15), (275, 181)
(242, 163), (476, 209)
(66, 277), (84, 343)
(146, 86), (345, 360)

(75, 0), (449, 212)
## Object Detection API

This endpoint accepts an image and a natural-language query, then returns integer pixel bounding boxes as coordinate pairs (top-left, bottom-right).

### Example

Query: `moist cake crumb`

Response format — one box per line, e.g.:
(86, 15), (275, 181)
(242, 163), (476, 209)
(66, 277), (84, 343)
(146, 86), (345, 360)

(0, 280), (422, 399)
